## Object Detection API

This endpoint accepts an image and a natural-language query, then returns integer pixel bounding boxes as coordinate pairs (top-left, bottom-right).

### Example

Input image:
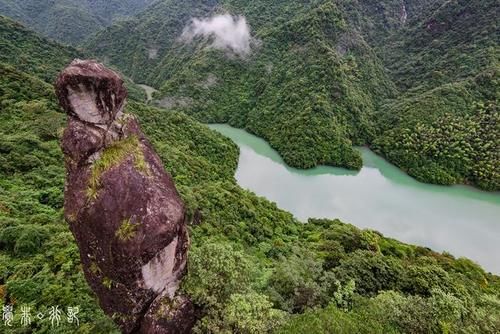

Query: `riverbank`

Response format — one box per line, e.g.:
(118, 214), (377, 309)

(137, 83), (157, 102)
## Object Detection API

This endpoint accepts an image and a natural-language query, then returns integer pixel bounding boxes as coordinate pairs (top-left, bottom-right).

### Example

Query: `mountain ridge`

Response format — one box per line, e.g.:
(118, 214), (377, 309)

(0, 0), (157, 44)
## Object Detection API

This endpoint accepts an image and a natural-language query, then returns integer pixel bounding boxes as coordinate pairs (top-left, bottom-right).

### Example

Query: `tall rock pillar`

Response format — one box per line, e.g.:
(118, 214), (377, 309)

(56, 59), (194, 333)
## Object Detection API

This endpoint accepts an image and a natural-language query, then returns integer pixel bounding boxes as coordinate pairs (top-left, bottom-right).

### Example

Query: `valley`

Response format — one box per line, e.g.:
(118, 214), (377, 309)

(0, 0), (499, 333)
(86, 0), (498, 190)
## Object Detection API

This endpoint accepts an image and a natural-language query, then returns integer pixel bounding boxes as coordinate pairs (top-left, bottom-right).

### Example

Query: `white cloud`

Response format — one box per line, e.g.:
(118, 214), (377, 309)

(181, 14), (253, 56)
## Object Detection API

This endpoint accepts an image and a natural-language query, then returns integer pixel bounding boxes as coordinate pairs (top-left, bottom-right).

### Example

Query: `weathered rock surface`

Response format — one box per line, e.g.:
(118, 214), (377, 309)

(56, 59), (194, 333)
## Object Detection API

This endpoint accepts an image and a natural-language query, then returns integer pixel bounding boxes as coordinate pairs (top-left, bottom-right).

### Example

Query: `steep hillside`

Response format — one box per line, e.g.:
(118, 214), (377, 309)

(373, 0), (499, 190)
(86, 0), (441, 81)
(86, 0), (499, 189)
(379, 0), (498, 91)
(87, 0), (399, 170)
(0, 15), (146, 102)
(85, 0), (343, 83)
(0, 0), (155, 44)
(84, 0), (219, 82)
(0, 15), (81, 81)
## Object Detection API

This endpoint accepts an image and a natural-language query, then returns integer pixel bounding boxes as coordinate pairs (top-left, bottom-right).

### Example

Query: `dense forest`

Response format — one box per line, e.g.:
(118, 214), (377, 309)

(85, 0), (499, 190)
(0, 0), (155, 44)
(0, 7), (500, 333)
(372, 0), (499, 190)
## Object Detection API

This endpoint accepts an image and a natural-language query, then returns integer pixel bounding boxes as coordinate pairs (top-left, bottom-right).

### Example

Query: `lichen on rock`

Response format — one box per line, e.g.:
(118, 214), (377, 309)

(56, 59), (195, 333)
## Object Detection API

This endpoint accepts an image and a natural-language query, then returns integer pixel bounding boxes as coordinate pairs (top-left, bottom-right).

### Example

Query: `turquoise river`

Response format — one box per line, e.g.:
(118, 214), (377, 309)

(209, 124), (500, 274)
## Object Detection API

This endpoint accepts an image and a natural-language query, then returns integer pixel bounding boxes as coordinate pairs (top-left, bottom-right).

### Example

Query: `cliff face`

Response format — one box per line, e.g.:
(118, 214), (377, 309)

(56, 60), (194, 333)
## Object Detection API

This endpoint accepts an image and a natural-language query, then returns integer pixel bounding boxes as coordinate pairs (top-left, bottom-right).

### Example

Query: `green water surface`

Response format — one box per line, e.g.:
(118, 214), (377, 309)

(209, 124), (500, 273)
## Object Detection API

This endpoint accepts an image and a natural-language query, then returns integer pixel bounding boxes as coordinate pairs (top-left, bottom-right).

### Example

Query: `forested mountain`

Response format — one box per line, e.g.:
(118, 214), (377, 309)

(0, 1), (500, 334)
(1, 15), (500, 333)
(86, 0), (499, 190)
(0, 15), (81, 81)
(0, 0), (156, 44)
(372, 0), (499, 190)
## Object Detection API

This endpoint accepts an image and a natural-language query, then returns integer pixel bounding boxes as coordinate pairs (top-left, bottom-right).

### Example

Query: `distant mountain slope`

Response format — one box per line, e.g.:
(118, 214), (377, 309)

(0, 0), (156, 44)
(88, 0), (499, 189)
(87, 0), (399, 170)
(0, 15), (81, 81)
(379, 0), (498, 91)
(0, 15), (147, 102)
(151, 2), (400, 170)
(84, 0), (220, 82)
(372, 0), (499, 190)
(86, 0), (443, 84)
